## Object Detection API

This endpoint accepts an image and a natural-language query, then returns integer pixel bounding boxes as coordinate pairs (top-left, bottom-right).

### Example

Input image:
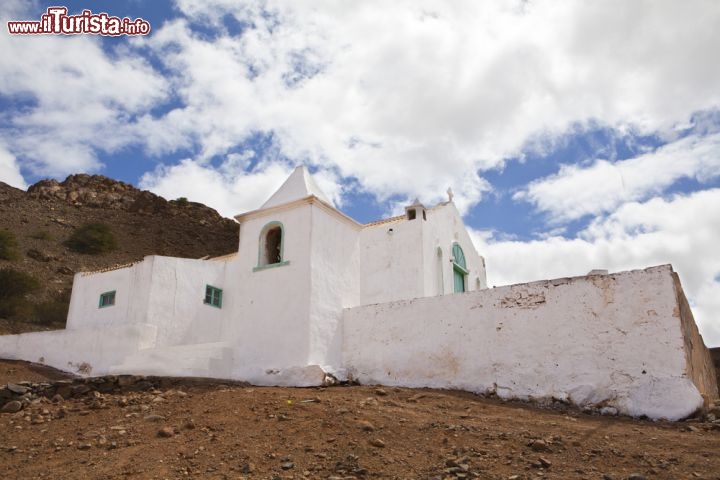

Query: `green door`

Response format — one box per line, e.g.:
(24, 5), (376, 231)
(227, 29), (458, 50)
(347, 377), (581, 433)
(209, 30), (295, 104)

(452, 243), (467, 293)
(453, 267), (465, 293)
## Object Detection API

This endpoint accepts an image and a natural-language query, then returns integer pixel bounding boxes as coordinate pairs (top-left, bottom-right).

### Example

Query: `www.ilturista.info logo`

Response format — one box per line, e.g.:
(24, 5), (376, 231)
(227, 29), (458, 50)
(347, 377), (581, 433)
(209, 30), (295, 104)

(7, 7), (150, 36)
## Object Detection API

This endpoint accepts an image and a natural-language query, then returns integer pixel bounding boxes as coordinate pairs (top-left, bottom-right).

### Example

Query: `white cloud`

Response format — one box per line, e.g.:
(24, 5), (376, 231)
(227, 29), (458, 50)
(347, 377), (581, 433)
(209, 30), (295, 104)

(0, 144), (27, 189)
(0, 0), (28, 19)
(515, 133), (720, 222)
(139, 158), (296, 217)
(129, 0), (720, 210)
(3, 1), (720, 210)
(471, 189), (720, 347)
(0, 4), (168, 177)
(139, 154), (347, 218)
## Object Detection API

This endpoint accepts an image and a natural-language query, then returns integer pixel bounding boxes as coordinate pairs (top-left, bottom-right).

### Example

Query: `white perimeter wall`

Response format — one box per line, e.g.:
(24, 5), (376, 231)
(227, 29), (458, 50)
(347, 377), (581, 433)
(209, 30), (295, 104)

(0, 323), (157, 376)
(343, 265), (704, 420)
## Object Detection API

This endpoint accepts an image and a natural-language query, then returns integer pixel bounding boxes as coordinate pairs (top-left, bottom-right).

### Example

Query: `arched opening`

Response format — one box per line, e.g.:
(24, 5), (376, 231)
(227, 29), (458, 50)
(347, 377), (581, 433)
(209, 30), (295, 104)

(452, 243), (468, 293)
(264, 226), (282, 264)
(257, 222), (286, 268)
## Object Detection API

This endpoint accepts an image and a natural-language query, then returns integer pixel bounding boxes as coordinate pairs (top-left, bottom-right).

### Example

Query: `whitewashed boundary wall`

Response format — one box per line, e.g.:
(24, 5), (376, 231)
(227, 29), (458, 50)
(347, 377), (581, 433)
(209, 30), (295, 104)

(342, 265), (718, 420)
(0, 324), (157, 376)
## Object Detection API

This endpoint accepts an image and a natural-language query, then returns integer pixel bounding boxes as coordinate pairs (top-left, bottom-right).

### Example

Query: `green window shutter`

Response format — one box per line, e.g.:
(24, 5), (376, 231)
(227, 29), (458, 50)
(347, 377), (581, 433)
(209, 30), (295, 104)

(204, 285), (223, 308)
(99, 290), (116, 308)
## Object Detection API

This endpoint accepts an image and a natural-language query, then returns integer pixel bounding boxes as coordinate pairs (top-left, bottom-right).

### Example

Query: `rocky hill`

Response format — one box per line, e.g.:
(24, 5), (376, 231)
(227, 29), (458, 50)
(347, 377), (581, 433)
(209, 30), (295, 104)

(0, 174), (239, 333)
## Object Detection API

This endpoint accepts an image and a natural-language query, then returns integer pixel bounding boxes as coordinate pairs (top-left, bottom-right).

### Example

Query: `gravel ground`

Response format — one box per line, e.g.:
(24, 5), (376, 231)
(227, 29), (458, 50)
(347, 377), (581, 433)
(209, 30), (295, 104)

(1, 360), (719, 480)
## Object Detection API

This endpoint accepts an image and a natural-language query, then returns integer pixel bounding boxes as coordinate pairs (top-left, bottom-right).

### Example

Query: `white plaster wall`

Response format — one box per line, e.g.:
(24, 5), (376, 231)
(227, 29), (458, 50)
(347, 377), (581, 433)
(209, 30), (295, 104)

(18, 254), (231, 376)
(358, 203), (487, 306)
(66, 260), (149, 330)
(109, 341), (233, 378)
(307, 204), (361, 369)
(223, 204), (313, 376)
(143, 256), (227, 346)
(0, 323), (157, 376)
(359, 218), (424, 305)
(66, 256), (229, 347)
(343, 265), (703, 420)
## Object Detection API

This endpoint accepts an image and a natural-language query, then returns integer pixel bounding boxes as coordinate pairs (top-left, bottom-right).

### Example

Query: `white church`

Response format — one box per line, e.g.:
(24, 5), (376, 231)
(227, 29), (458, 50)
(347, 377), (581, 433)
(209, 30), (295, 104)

(62, 165), (487, 381)
(0, 166), (716, 420)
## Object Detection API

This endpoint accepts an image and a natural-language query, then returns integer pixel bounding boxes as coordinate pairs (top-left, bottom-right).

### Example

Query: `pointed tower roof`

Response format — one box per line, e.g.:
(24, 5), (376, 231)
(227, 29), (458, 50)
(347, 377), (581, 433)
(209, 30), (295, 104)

(260, 165), (332, 209)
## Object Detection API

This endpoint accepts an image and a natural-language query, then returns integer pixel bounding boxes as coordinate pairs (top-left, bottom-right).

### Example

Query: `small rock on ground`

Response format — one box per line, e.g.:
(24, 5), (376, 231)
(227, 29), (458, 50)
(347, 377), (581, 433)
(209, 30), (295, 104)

(1, 400), (23, 413)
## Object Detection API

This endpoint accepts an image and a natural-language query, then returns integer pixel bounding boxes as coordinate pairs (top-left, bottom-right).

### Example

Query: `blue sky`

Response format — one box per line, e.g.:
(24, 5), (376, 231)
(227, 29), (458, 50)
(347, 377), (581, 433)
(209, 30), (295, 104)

(1, 1), (719, 346)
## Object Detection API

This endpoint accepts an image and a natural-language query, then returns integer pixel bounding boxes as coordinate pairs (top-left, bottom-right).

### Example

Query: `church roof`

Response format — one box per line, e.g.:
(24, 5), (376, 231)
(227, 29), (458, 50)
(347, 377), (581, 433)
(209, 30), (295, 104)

(260, 166), (333, 209)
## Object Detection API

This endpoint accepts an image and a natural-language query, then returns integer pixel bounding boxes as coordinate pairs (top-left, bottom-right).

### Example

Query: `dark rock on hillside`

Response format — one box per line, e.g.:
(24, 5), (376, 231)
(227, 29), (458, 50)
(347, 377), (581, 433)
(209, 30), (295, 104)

(711, 348), (720, 390)
(28, 175), (138, 209)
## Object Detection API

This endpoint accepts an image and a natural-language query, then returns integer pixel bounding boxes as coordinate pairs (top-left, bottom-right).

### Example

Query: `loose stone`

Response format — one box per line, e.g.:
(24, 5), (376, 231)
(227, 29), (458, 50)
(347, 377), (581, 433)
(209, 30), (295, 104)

(1, 400), (23, 413)
(530, 439), (549, 452)
(143, 414), (165, 422)
(7, 384), (30, 395)
(358, 420), (376, 432)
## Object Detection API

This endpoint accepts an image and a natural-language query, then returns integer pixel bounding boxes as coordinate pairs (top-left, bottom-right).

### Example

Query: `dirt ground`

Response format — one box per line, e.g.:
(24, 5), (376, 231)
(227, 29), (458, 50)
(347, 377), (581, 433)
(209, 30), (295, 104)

(1, 360), (719, 480)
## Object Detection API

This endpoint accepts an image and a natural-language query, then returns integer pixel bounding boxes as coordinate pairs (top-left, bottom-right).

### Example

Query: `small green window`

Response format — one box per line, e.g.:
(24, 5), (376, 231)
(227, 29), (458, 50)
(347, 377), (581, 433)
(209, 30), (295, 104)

(204, 285), (223, 308)
(99, 290), (116, 308)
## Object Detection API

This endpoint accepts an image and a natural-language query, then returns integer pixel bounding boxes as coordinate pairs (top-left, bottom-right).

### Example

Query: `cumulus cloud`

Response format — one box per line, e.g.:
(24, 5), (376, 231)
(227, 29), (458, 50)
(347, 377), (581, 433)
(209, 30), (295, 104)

(139, 159), (292, 217)
(131, 0), (720, 209)
(0, 3), (168, 177)
(139, 154), (345, 217)
(515, 133), (720, 223)
(3, 1), (720, 209)
(471, 189), (720, 347)
(0, 144), (27, 189)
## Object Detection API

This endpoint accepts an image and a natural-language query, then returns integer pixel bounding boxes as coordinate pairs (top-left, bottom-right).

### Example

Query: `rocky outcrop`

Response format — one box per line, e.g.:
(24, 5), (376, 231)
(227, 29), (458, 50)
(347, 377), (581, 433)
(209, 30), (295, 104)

(25, 173), (234, 226)
(28, 175), (200, 214)
(28, 174), (138, 209)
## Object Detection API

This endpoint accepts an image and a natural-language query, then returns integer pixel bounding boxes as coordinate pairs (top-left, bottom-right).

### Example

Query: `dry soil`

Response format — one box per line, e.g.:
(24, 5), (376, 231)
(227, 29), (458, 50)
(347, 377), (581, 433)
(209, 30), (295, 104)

(1, 360), (719, 480)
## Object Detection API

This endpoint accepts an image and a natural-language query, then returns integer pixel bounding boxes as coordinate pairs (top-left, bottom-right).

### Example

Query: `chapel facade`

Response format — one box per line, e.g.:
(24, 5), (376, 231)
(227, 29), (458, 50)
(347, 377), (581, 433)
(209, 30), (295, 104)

(61, 166), (487, 381)
(1, 167), (716, 420)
